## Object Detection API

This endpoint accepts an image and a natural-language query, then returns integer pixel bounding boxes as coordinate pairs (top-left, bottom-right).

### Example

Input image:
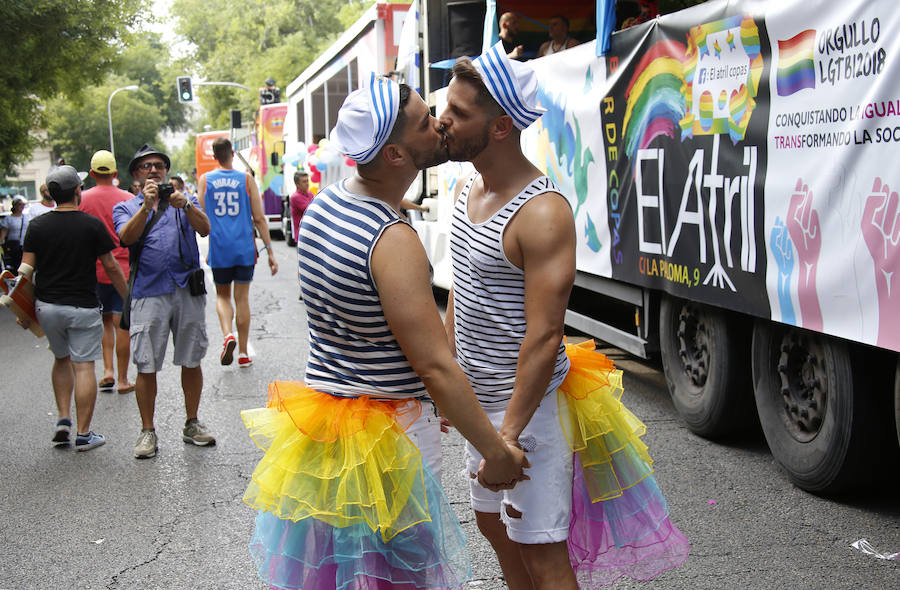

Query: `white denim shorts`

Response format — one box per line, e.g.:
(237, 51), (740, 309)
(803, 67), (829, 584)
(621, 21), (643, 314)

(405, 400), (442, 478)
(465, 391), (573, 544)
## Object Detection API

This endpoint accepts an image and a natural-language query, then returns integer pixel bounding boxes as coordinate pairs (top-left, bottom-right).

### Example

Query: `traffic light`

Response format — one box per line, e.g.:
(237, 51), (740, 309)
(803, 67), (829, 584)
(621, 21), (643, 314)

(177, 76), (193, 102)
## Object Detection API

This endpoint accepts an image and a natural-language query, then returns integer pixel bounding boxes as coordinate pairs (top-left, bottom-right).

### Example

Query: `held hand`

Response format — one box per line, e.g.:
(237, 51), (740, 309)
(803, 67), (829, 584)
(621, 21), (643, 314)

(16, 316), (31, 330)
(170, 191), (189, 209)
(509, 45), (524, 59)
(475, 442), (530, 492)
(438, 415), (452, 433)
(268, 251), (279, 275)
(142, 180), (159, 210)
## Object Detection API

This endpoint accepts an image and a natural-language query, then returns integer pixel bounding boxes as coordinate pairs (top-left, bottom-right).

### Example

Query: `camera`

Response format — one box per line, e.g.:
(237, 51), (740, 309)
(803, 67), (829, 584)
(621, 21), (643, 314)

(157, 183), (174, 201)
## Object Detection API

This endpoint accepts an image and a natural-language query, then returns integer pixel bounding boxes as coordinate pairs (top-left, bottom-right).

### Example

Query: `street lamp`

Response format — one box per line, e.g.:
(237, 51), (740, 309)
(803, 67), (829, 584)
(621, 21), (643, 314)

(107, 85), (139, 157)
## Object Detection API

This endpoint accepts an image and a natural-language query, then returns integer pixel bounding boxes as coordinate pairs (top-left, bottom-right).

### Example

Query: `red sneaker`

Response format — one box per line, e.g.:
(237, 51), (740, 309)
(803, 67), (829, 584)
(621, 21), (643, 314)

(220, 334), (236, 366)
(238, 353), (253, 368)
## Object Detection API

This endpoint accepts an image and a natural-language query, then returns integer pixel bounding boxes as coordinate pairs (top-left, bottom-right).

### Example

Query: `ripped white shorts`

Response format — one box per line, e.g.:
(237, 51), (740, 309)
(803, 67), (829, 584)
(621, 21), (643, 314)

(465, 391), (573, 544)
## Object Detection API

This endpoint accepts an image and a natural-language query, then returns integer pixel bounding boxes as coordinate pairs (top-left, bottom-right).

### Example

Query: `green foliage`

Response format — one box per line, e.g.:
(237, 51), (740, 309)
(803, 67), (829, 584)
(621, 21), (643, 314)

(171, 0), (371, 130)
(39, 30), (191, 187)
(44, 81), (165, 186)
(0, 0), (147, 177)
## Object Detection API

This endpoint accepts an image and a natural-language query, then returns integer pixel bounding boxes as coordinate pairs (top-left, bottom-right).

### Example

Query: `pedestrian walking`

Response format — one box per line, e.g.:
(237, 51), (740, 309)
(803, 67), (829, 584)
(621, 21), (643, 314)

(197, 137), (277, 368)
(19, 165), (128, 451)
(79, 150), (135, 395)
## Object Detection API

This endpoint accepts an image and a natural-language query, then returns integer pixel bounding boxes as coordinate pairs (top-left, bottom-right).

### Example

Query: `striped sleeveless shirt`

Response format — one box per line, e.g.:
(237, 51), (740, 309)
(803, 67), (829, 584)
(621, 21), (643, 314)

(450, 173), (570, 409)
(297, 180), (427, 400)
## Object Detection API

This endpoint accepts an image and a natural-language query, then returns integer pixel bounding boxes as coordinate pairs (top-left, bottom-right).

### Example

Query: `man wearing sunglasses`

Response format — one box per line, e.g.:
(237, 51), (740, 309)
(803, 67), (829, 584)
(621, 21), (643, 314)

(114, 144), (215, 459)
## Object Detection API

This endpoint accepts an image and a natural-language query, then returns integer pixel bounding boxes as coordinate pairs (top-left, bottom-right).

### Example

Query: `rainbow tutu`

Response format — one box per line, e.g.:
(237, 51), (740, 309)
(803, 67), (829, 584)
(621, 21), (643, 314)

(559, 341), (690, 586)
(242, 381), (468, 590)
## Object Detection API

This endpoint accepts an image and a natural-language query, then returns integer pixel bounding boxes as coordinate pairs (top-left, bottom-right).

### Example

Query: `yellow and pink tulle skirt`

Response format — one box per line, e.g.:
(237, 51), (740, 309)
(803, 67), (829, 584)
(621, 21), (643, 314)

(242, 382), (467, 590)
(559, 340), (690, 586)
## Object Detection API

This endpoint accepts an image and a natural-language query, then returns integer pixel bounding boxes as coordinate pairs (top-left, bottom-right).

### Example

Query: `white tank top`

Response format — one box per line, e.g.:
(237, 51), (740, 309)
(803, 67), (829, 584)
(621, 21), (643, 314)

(450, 173), (570, 409)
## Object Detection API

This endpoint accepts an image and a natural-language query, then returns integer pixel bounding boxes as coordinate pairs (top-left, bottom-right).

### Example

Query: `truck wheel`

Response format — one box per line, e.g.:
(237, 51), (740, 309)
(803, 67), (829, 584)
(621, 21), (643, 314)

(751, 321), (873, 494)
(659, 295), (754, 438)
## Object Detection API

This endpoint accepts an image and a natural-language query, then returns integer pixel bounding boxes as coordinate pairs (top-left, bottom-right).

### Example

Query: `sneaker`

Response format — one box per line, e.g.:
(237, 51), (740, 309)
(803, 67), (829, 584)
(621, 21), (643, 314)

(52, 418), (72, 447)
(238, 354), (253, 368)
(134, 429), (158, 459)
(183, 419), (216, 446)
(220, 334), (236, 366)
(75, 431), (106, 452)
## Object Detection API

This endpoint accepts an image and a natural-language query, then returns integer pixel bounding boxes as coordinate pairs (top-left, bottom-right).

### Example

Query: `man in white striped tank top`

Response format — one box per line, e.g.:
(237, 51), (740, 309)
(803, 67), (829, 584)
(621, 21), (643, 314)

(439, 43), (580, 590)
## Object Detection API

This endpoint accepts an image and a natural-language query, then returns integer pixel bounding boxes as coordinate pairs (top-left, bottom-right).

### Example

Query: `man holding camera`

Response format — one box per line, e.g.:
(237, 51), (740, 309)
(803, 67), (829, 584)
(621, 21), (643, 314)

(114, 144), (215, 459)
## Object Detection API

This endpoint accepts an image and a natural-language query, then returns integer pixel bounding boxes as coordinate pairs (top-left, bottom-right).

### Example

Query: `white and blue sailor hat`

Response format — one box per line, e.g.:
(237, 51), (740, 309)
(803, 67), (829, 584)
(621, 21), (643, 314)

(472, 41), (546, 130)
(330, 73), (400, 164)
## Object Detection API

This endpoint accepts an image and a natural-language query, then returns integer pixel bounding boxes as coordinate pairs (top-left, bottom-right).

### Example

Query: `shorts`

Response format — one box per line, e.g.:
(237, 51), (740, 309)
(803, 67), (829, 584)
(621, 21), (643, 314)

(212, 265), (254, 285)
(465, 390), (573, 544)
(35, 301), (103, 362)
(129, 285), (208, 373)
(404, 400), (442, 477)
(96, 283), (123, 315)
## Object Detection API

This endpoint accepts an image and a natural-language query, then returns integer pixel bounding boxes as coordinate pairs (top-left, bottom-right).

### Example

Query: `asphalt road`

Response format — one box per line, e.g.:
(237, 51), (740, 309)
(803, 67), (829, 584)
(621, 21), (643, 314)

(1, 238), (897, 589)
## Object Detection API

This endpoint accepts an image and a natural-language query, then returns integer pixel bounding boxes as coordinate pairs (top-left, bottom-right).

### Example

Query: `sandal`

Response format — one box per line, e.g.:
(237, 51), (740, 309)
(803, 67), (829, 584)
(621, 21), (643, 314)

(117, 383), (136, 394)
(98, 377), (115, 392)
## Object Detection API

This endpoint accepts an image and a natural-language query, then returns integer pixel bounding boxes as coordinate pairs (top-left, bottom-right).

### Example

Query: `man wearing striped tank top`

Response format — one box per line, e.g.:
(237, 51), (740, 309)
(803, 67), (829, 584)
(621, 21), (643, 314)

(439, 44), (579, 590)
(241, 74), (529, 590)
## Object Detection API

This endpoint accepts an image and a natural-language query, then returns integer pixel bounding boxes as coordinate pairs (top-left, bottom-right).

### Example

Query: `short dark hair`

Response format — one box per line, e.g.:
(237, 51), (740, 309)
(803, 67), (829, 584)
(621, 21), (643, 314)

(451, 57), (505, 119)
(386, 84), (413, 145)
(48, 185), (77, 204)
(212, 137), (233, 163)
(358, 84), (413, 172)
(293, 170), (308, 183)
(550, 14), (569, 29)
(171, 175), (184, 185)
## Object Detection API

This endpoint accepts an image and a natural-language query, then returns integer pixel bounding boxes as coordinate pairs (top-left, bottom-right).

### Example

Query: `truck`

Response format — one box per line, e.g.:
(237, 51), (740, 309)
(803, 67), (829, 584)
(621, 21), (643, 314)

(281, 0), (900, 494)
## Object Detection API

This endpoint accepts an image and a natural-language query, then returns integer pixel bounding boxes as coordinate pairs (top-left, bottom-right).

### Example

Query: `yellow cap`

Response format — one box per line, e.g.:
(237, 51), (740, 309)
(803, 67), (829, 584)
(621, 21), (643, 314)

(90, 150), (117, 174)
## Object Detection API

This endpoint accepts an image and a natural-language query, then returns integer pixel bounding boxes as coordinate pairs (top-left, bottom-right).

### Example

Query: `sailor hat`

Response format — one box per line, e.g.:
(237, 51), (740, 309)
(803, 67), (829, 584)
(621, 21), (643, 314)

(472, 41), (546, 129)
(331, 73), (400, 164)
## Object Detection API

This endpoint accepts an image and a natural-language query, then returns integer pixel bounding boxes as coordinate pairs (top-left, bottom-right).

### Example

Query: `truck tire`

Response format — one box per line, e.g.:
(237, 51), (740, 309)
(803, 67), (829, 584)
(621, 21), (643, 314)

(751, 321), (874, 494)
(659, 295), (754, 438)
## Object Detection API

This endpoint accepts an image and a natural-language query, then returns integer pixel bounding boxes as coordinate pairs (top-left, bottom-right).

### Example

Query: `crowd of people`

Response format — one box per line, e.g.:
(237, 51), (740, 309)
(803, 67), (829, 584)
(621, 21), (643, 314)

(12, 139), (278, 458)
(9, 25), (688, 589)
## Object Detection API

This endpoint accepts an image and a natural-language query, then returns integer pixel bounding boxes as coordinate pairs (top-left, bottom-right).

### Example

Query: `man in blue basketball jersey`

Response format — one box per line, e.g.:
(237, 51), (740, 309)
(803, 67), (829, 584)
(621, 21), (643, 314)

(198, 137), (278, 368)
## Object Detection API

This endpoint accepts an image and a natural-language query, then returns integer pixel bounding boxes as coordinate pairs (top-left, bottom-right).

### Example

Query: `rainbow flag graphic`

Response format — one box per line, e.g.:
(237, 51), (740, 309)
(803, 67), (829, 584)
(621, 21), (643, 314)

(777, 29), (816, 96)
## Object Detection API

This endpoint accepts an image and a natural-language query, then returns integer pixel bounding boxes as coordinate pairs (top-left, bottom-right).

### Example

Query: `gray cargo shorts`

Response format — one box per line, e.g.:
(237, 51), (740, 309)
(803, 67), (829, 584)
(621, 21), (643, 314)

(129, 286), (208, 373)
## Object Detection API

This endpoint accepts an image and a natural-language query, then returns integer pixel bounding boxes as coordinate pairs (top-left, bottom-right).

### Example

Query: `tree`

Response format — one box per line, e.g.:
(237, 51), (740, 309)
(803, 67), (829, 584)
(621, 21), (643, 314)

(44, 81), (165, 187)
(0, 0), (147, 177)
(170, 0), (369, 130)
(41, 32), (191, 187)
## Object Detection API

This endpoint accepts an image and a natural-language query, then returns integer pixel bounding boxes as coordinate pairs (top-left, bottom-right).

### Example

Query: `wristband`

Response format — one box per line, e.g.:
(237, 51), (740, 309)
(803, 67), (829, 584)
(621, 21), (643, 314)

(258, 244), (272, 254)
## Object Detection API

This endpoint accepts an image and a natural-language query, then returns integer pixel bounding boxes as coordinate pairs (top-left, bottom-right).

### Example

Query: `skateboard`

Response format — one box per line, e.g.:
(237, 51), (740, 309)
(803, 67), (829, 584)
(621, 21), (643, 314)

(0, 265), (44, 337)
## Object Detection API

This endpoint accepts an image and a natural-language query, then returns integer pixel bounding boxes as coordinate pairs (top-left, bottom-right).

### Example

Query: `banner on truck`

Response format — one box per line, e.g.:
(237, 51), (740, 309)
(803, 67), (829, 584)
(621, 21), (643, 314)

(524, 0), (900, 352)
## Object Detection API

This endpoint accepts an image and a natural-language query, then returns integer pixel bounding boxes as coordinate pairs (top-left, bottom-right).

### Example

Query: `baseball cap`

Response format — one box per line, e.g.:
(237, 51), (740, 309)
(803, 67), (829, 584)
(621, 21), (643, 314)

(46, 165), (83, 193)
(90, 150), (117, 174)
(128, 143), (171, 174)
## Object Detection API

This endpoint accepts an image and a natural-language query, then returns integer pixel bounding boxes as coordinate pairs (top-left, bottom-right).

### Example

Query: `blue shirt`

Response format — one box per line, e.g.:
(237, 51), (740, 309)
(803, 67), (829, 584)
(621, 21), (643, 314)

(204, 168), (255, 268)
(113, 193), (202, 299)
